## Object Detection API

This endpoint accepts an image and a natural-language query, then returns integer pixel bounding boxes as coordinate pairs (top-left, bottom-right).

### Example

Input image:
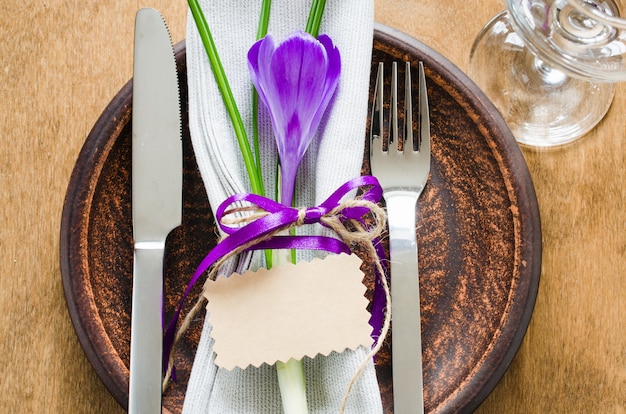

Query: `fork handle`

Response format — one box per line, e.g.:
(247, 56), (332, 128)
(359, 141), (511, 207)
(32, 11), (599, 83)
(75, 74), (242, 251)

(385, 191), (424, 414)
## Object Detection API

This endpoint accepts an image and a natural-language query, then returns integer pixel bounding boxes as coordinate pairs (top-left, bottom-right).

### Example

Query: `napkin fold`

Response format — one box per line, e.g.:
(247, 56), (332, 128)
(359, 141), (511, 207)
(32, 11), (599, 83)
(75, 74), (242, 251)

(182, 1), (381, 412)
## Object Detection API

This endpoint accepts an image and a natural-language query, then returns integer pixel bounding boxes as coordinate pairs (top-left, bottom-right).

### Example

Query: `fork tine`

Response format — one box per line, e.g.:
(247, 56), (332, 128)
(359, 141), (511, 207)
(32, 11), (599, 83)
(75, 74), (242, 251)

(370, 62), (384, 151)
(404, 61), (414, 152)
(418, 61), (430, 153)
(390, 62), (398, 147)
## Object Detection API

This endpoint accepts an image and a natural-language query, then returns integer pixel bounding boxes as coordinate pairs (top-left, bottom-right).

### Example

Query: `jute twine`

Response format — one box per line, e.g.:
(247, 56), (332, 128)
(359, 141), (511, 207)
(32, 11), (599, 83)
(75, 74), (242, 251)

(162, 197), (391, 414)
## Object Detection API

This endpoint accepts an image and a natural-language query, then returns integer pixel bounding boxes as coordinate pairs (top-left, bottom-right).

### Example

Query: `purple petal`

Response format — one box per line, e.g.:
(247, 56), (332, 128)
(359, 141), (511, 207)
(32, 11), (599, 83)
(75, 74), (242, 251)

(247, 31), (341, 206)
(247, 34), (276, 115)
(308, 34), (341, 140)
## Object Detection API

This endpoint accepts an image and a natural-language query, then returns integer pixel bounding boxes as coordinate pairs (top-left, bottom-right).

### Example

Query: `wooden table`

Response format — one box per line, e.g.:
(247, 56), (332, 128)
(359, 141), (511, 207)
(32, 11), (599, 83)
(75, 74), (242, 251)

(1, 1), (623, 412)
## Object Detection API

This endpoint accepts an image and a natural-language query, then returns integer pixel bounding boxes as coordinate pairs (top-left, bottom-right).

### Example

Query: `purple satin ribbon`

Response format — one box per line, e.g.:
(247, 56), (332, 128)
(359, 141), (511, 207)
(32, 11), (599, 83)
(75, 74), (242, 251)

(163, 175), (388, 374)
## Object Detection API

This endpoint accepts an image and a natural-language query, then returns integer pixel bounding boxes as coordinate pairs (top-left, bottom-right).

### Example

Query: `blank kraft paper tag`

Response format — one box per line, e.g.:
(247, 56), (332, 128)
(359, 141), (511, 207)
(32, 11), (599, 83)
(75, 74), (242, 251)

(203, 253), (373, 370)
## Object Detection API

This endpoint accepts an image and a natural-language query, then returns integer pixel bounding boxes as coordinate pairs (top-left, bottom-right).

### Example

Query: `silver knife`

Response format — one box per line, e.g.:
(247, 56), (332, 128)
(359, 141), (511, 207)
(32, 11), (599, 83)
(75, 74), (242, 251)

(129, 8), (182, 413)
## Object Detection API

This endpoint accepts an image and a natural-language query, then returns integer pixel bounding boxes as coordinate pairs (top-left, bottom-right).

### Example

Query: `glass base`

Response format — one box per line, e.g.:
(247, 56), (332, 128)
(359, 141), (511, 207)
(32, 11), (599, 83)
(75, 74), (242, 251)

(468, 11), (615, 147)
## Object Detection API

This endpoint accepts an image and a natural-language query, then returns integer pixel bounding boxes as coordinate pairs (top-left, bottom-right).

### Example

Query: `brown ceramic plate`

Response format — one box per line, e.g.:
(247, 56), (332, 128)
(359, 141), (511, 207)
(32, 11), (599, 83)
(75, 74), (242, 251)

(61, 24), (541, 413)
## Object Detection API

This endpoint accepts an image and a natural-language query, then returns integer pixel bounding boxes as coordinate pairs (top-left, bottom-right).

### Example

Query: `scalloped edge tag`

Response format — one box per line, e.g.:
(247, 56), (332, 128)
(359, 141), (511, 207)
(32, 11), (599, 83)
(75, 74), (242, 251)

(203, 253), (372, 370)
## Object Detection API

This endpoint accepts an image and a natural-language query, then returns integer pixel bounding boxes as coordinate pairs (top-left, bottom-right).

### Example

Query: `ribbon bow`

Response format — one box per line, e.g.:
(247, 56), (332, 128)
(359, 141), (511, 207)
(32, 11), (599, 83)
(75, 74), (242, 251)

(213, 175), (383, 254)
(163, 175), (388, 377)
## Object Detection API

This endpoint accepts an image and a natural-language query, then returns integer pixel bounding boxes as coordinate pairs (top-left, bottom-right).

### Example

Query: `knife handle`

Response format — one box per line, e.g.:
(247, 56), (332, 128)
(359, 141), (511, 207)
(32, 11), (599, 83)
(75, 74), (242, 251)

(386, 192), (424, 414)
(129, 246), (164, 414)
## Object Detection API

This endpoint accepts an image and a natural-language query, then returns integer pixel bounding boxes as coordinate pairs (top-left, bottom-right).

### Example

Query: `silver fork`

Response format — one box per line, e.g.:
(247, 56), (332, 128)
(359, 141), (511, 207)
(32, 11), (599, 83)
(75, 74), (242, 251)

(370, 61), (430, 414)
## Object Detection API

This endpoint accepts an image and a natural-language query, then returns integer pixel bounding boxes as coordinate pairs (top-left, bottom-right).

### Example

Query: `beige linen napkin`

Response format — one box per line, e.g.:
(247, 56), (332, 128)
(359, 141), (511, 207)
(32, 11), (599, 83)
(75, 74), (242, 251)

(182, 1), (382, 412)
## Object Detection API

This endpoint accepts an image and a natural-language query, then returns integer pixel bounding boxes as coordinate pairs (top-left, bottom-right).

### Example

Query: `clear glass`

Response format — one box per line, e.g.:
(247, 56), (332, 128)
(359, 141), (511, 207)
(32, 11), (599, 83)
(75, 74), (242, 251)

(469, 0), (626, 147)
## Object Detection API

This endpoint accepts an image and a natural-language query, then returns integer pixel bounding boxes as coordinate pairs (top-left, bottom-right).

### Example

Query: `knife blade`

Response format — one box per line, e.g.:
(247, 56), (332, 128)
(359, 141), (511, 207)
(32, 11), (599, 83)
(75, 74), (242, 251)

(129, 8), (182, 413)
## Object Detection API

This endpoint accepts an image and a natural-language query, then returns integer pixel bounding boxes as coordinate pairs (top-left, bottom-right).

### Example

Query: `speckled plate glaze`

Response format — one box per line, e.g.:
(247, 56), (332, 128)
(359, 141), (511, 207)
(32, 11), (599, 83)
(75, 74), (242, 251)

(61, 24), (541, 414)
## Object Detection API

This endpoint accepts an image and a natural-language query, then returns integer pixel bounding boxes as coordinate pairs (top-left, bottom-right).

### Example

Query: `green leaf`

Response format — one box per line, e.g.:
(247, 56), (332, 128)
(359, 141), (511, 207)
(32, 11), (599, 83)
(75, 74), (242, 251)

(187, 0), (265, 197)
(305, 0), (327, 37)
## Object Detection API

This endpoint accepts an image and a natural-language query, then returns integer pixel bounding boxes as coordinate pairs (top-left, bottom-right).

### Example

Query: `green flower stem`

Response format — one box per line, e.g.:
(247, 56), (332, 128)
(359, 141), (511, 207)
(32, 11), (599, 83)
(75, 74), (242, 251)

(277, 358), (308, 413)
(187, 0), (264, 196)
(252, 93), (262, 193)
(273, 246), (308, 414)
(273, 169), (307, 413)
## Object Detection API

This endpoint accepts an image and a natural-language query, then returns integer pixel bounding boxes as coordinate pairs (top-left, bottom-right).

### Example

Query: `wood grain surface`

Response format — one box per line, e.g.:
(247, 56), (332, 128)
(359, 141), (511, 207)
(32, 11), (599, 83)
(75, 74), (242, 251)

(1, 1), (624, 413)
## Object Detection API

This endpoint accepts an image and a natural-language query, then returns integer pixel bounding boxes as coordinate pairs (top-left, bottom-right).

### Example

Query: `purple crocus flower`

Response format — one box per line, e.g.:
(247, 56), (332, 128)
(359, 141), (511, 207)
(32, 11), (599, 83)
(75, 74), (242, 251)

(248, 31), (341, 206)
